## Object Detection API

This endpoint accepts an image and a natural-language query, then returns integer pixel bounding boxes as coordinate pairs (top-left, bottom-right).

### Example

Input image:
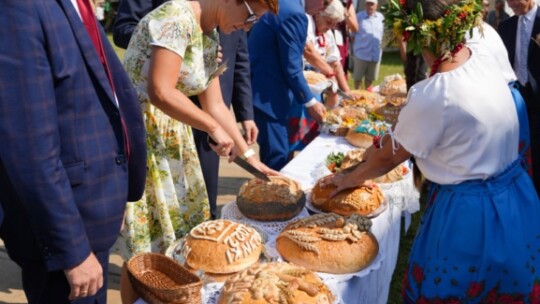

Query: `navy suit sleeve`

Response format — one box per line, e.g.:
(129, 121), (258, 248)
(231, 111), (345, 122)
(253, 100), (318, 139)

(231, 32), (255, 122)
(0, 2), (91, 270)
(277, 13), (314, 105)
(113, 0), (166, 49)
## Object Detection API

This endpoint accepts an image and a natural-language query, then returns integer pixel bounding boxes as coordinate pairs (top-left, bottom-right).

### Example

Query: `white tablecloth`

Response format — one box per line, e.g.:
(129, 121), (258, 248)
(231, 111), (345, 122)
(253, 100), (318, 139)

(137, 134), (420, 304)
(279, 133), (420, 304)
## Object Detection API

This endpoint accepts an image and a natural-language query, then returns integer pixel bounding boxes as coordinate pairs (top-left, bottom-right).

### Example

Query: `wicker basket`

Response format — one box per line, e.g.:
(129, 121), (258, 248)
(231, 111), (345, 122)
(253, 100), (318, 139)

(127, 253), (202, 304)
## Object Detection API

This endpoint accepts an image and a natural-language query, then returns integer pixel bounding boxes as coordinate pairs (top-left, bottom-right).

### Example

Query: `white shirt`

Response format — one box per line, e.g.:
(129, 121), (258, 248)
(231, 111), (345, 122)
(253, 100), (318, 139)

(70, 0), (82, 18)
(394, 50), (519, 184)
(515, 3), (538, 85)
(466, 22), (517, 84)
(305, 14), (341, 66)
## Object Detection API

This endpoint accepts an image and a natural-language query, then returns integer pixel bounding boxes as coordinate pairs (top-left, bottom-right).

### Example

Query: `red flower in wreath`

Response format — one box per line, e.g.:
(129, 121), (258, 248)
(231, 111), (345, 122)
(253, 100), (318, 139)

(481, 286), (499, 304)
(467, 281), (484, 298)
(412, 264), (424, 284)
(498, 294), (524, 303)
(399, 0), (406, 6)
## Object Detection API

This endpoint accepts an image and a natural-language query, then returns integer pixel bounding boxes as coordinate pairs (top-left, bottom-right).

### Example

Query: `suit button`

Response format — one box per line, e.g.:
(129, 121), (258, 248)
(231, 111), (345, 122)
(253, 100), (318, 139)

(115, 154), (126, 164)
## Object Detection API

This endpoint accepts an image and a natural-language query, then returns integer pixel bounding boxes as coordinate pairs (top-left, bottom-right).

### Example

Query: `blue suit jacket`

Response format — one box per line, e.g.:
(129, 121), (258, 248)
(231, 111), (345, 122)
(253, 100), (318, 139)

(0, 0), (146, 272)
(248, 0), (314, 121)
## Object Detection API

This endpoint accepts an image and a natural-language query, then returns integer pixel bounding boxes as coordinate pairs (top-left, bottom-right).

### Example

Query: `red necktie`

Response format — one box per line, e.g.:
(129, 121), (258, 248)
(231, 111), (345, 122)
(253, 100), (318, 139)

(76, 0), (130, 160)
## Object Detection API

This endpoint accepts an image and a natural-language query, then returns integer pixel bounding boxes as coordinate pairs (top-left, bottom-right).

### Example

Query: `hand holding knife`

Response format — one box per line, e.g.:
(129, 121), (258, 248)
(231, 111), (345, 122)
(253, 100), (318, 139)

(207, 135), (272, 182)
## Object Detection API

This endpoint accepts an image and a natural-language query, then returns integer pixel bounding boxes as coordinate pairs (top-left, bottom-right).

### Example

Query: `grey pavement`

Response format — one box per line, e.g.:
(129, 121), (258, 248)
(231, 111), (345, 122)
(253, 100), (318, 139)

(0, 155), (252, 303)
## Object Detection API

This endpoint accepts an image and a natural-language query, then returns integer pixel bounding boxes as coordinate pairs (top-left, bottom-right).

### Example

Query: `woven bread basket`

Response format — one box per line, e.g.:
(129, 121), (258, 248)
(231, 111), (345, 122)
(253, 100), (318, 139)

(127, 253), (202, 304)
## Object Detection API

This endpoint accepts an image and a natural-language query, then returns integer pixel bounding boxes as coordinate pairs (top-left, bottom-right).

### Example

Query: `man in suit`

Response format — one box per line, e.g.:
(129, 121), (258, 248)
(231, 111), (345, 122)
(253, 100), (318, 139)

(499, 0), (540, 193)
(113, 0), (258, 220)
(248, 0), (328, 171)
(0, 0), (146, 303)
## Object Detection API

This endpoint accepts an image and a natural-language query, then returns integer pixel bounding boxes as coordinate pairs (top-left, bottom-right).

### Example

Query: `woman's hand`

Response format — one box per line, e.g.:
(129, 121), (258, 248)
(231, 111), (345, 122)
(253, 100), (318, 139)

(319, 172), (375, 198)
(246, 156), (281, 176)
(208, 127), (234, 157)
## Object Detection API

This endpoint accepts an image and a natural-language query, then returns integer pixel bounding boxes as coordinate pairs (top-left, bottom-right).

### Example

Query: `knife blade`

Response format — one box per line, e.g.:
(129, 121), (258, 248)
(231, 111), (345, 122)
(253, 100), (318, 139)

(233, 155), (272, 182)
(335, 89), (355, 101)
(207, 135), (271, 182)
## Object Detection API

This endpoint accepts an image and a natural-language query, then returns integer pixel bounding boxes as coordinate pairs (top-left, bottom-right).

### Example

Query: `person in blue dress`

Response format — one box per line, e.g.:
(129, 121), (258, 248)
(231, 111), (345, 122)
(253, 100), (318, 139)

(321, 0), (540, 302)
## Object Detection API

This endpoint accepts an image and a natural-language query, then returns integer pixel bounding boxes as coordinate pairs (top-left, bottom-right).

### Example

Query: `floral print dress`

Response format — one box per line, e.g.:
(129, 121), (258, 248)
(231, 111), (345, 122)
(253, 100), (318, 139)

(113, 0), (217, 260)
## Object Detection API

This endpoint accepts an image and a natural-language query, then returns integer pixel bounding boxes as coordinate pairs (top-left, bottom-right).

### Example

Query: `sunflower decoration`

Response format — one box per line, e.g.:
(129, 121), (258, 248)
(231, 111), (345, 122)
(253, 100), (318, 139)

(381, 0), (484, 63)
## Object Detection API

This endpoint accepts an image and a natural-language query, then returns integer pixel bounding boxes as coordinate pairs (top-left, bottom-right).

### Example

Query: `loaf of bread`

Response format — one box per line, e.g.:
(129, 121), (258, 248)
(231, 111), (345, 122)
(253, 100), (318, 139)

(345, 119), (390, 148)
(339, 149), (407, 184)
(310, 178), (384, 216)
(303, 70), (327, 85)
(181, 220), (262, 274)
(237, 176), (306, 221)
(218, 262), (335, 304)
(379, 74), (406, 96)
(276, 213), (379, 274)
(342, 90), (383, 111)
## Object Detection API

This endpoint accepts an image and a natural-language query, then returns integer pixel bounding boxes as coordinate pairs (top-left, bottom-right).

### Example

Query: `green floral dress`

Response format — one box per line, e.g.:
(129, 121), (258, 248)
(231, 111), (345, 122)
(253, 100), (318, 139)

(114, 0), (217, 260)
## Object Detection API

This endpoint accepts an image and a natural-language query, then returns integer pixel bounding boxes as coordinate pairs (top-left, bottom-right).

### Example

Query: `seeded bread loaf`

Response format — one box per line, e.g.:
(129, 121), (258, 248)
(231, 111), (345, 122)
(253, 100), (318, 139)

(237, 176), (306, 221)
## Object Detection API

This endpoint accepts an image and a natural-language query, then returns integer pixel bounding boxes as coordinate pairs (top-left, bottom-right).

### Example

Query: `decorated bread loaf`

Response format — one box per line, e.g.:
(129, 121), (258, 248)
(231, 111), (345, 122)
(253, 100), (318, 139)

(276, 213), (379, 274)
(345, 119), (391, 148)
(218, 262), (335, 304)
(310, 178), (384, 216)
(181, 220), (262, 274)
(237, 176), (306, 221)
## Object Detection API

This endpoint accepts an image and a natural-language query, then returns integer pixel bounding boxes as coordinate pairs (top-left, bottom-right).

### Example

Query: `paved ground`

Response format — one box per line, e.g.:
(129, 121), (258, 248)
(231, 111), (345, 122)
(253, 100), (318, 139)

(0, 157), (252, 303)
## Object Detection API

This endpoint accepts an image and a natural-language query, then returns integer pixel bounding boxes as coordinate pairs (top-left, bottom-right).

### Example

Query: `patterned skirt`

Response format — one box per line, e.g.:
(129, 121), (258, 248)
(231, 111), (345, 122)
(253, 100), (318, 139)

(403, 160), (540, 303)
(113, 103), (210, 261)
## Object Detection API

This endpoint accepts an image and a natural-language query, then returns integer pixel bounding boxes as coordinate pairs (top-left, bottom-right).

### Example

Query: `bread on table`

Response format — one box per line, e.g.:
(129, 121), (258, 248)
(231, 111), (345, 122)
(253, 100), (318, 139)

(237, 176), (306, 222)
(181, 220), (262, 274)
(310, 179), (384, 216)
(218, 262), (335, 304)
(339, 149), (407, 184)
(276, 213), (379, 274)
(379, 74), (406, 96)
(345, 119), (390, 148)
(303, 70), (327, 85)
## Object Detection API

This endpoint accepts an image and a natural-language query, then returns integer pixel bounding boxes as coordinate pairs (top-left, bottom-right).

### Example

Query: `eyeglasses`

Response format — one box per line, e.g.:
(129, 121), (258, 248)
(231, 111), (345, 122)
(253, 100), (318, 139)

(243, 0), (259, 25)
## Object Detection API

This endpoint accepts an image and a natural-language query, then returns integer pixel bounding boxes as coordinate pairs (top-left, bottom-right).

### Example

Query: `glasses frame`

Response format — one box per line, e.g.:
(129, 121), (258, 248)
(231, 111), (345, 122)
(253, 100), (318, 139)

(243, 0), (259, 25)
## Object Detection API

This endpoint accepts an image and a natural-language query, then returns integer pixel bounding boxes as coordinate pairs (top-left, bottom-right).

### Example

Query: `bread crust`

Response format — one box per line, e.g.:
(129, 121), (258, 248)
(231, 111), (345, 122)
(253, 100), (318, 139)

(310, 179), (384, 216)
(237, 176), (306, 221)
(218, 262), (335, 304)
(276, 213), (379, 274)
(182, 220), (262, 274)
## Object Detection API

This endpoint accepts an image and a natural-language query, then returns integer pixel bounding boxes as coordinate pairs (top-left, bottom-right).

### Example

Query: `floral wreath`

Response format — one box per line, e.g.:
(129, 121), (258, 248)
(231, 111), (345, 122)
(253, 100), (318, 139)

(381, 0), (484, 66)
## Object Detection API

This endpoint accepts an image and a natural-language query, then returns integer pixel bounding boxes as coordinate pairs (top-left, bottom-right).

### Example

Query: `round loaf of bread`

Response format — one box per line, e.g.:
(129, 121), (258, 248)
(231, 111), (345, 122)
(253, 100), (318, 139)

(345, 128), (374, 148)
(310, 179), (384, 216)
(339, 149), (407, 184)
(379, 75), (406, 96)
(304, 70), (327, 85)
(276, 213), (379, 274)
(218, 262), (335, 304)
(345, 120), (390, 149)
(237, 176), (306, 221)
(181, 220), (262, 274)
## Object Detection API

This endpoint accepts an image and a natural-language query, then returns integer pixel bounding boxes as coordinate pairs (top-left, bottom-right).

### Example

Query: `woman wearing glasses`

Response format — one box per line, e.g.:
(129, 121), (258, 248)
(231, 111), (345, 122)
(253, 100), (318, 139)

(117, 0), (279, 302)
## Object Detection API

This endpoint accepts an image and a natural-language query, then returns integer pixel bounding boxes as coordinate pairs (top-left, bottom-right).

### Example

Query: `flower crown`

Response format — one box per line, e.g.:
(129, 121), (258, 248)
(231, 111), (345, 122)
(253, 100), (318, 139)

(382, 0), (484, 60)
